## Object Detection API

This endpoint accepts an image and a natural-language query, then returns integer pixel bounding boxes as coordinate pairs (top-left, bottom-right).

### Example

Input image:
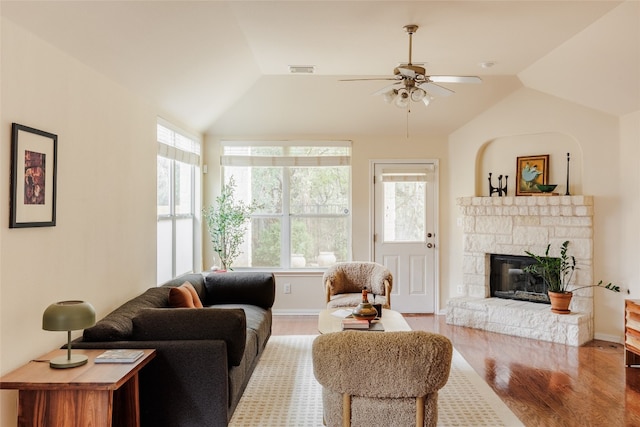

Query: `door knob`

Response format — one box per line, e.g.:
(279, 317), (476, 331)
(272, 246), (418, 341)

(427, 243), (434, 248)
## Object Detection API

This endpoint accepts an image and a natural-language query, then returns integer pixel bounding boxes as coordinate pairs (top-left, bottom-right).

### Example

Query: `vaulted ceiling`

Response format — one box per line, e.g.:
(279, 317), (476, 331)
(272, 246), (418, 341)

(2, 1), (638, 136)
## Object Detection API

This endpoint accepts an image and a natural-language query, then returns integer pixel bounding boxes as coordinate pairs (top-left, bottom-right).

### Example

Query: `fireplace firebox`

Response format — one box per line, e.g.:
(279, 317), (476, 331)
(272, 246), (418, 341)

(489, 254), (553, 304)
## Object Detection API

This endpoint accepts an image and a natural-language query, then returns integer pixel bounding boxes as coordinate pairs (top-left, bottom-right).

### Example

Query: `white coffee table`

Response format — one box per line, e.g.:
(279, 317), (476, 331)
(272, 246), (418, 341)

(317, 308), (411, 334)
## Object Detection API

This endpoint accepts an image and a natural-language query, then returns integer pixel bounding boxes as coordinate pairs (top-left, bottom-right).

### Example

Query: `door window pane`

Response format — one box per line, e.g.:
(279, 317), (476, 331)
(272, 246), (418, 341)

(383, 181), (425, 242)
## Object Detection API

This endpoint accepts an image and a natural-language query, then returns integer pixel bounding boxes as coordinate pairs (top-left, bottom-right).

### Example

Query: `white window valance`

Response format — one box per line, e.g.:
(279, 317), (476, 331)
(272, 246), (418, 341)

(220, 141), (351, 167)
(380, 165), (435, 182)
(157, 119), (201, 166)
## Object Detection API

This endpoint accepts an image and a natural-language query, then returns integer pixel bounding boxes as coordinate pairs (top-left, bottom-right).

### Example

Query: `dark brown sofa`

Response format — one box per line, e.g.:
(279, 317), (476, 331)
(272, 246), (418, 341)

(71, 271), (275, 427)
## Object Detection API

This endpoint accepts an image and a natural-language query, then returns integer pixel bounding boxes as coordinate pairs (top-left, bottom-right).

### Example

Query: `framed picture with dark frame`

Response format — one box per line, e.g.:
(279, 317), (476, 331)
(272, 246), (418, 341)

(516, 154), (548, 196)
(10, 123), (58, 228)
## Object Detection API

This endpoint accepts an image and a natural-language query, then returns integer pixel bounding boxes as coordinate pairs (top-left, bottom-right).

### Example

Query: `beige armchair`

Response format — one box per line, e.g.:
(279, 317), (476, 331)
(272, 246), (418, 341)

(323, 262), (392, 309)
(312, 331), (453, 427)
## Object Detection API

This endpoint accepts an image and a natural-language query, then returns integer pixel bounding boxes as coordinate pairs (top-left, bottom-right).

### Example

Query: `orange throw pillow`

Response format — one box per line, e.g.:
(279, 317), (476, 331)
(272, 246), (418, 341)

(169, 285), (195, 308)
(168, 282), (203, 308)
(181, 282), (203, 308)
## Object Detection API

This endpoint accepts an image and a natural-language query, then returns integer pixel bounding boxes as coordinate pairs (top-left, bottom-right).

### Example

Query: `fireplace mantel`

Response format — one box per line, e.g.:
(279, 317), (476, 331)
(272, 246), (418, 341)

(447, 195), (594, 346)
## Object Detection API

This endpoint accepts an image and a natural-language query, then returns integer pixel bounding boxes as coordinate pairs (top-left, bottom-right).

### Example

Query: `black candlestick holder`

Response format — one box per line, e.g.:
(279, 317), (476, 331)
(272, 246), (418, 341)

(488, 173), (508, 197)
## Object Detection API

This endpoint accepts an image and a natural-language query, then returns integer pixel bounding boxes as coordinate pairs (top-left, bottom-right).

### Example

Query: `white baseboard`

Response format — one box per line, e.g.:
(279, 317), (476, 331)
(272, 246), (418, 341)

(273, 309), (321, 316)
(593, 332), (624, 344)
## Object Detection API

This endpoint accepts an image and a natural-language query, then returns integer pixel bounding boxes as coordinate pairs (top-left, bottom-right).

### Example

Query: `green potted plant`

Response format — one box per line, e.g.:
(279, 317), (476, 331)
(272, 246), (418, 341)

(523, 240), (620, 314)
(203, 176), (260, 271)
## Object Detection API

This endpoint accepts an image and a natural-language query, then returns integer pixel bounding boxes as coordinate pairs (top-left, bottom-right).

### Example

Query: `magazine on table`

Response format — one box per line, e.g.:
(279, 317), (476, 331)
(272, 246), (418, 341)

(94, 349), (144, 363)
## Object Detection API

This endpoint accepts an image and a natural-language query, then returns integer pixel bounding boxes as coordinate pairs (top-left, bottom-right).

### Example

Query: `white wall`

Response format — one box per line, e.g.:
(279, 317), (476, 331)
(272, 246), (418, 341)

(449, 87), (637, 341)
(0, 18), (159, 426)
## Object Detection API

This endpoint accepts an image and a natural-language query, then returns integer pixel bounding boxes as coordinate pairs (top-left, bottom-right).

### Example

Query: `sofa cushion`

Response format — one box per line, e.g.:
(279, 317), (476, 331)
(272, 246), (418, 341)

(211, 304), (272, 357)
(83, 287), (171, 341)
(204, 272), (275, 309)
(228, 329), (259, 415)
(131, 307), (247, 366)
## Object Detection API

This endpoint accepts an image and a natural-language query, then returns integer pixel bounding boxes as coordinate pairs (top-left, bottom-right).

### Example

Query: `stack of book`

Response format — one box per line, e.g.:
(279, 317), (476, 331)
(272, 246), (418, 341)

(341, 318), (370, 330)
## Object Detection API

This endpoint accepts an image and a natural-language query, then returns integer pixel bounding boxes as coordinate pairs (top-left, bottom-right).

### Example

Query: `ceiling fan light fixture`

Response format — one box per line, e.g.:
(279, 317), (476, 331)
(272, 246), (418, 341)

(410, 87), (426, 102)
(383, 89), (397, 104)
(422, 94), (434, 107)
(394, 89), (410, 108)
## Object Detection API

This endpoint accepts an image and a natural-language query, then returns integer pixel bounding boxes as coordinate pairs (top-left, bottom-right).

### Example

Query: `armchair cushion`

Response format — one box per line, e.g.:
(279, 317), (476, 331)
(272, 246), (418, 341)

(323, 262), (392, 296)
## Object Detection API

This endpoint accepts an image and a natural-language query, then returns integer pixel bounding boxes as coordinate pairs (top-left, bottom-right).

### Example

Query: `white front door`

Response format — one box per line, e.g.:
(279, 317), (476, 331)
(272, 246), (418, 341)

(373, 161), (437, 313)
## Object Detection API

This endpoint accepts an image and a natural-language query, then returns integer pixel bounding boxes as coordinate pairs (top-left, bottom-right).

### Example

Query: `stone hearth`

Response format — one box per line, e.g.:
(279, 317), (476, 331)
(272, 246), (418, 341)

(447, 196), (594, 346)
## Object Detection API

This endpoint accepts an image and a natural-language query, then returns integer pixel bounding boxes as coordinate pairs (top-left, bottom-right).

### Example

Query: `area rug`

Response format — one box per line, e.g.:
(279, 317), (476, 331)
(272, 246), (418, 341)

(230, 335), (524, 427)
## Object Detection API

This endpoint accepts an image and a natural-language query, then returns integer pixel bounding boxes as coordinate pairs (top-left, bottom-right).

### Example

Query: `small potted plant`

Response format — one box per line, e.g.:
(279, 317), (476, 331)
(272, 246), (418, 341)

(203, 176), (260, 271)
(523, 240), (620, 314)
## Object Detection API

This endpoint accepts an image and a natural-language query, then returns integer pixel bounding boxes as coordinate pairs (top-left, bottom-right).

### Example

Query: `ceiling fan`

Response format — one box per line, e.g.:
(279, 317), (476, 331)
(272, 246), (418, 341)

(342, 24), (482, 109)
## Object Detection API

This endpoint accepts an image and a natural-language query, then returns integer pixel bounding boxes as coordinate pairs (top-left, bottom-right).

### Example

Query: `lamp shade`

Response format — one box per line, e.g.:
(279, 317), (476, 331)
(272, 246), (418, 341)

(43, 300), (95, 331)
(410, 87), (426, 102)
(382, 89), (397, 104)
(394, 90), (410, 108)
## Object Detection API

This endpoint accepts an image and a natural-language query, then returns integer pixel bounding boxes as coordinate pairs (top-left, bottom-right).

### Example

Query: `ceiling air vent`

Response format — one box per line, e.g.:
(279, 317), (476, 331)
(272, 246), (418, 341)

(288, 65), (315, 74)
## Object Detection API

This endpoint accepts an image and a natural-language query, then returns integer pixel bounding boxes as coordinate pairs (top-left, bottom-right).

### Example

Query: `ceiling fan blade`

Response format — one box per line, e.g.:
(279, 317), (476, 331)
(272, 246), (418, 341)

(372, 82), (402, 96)
(339, 77), (399, 82)
(419, 82), (454, 97)
(429, 75), (482, 84)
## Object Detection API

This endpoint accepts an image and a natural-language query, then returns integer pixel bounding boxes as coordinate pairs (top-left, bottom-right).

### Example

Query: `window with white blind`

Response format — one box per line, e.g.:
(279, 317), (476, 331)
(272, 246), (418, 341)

(157, 119), (201, 283)
(221, 141), (351, 269)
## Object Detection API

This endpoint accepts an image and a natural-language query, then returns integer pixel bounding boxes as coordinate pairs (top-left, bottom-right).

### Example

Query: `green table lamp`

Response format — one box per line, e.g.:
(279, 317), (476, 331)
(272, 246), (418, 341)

(42, 300), (96, 368)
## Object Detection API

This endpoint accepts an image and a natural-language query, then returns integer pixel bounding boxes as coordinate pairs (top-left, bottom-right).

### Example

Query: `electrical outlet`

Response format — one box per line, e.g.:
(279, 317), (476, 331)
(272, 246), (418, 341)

(283, 283), (291, 294)
(457, 285), (464, 295)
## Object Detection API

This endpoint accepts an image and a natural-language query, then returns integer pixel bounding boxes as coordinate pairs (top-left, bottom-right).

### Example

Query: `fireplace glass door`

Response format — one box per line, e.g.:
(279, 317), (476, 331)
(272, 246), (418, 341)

(490, 254), (551, 304)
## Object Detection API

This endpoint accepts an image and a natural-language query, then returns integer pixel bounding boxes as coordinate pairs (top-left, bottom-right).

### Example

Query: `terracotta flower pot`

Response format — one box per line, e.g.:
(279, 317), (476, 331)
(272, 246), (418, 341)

(548, 291), (572, 314)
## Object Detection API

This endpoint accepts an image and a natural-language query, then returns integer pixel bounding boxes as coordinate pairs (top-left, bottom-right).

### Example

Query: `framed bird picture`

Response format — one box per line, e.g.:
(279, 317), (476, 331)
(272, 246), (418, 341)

(516, 155), (548, 196)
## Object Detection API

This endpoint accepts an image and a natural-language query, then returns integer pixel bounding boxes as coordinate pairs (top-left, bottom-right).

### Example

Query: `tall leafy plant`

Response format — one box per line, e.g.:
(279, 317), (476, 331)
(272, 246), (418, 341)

(524, 240), (620, 294)
(203, 176), (260, 270)
(523, 240), (575, 293)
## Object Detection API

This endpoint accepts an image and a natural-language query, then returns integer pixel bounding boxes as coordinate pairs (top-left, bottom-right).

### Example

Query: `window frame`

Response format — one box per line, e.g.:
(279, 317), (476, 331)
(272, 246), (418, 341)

(220, 141), (352, 270)
(157, 119), (201, 283)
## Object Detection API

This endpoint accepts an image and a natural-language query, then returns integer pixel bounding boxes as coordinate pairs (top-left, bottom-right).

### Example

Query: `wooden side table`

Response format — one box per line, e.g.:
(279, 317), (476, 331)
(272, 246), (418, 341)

(0, 349), (155, 427)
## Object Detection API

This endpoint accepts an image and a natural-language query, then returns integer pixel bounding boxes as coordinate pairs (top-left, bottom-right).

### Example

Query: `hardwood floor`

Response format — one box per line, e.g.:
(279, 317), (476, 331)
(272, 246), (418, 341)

(272, 314), (640, 427)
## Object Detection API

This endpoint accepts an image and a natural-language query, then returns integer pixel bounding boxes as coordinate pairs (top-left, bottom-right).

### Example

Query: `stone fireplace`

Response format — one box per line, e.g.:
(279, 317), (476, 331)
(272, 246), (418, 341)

(446, 195), (594, 346)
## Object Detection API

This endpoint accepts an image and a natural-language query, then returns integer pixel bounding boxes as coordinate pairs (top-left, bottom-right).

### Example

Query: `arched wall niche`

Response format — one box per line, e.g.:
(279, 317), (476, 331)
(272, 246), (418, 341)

(474, 132), (583, 197)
